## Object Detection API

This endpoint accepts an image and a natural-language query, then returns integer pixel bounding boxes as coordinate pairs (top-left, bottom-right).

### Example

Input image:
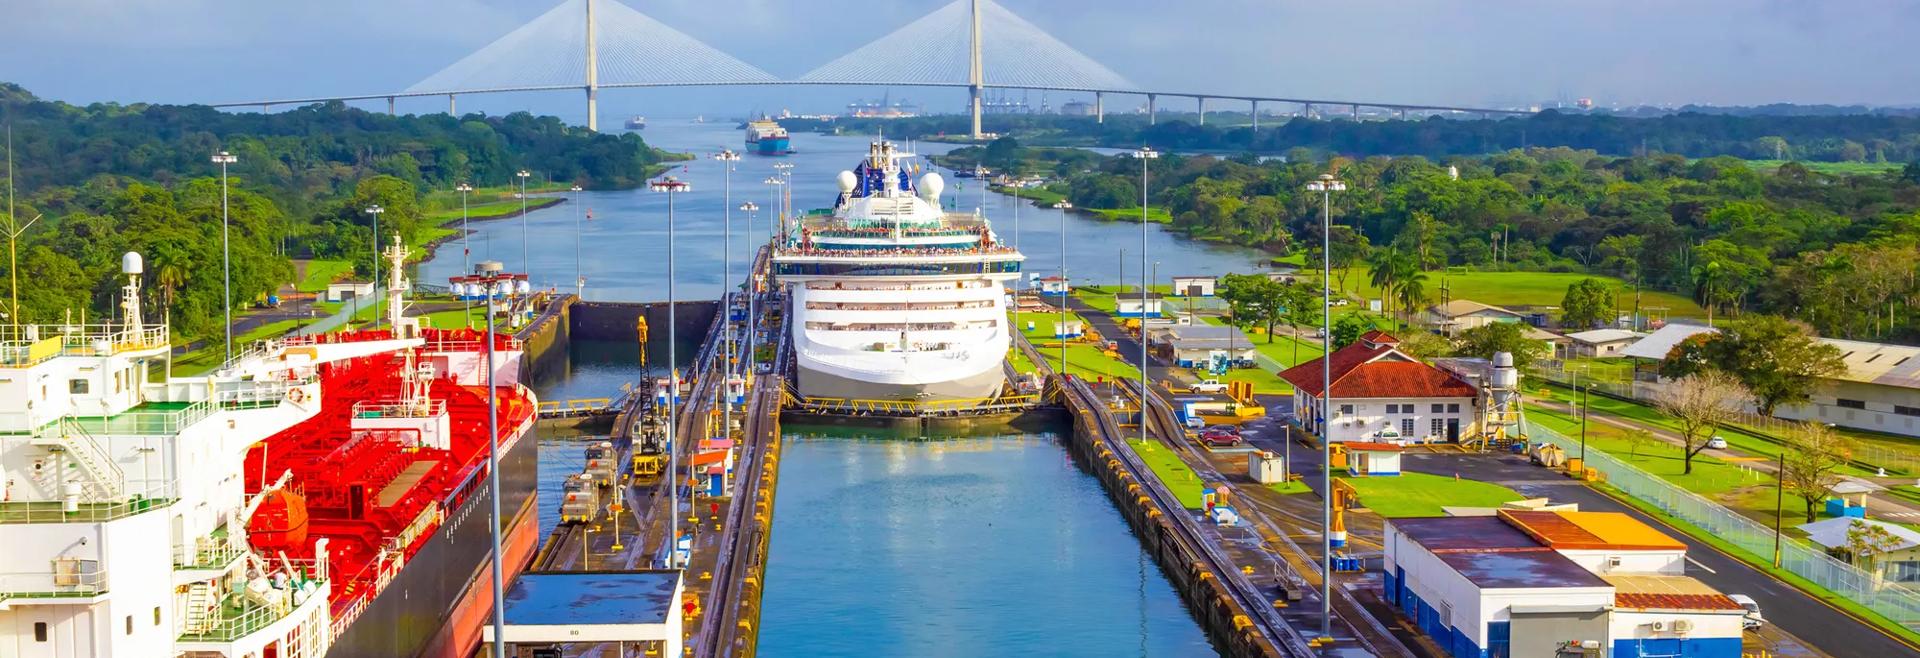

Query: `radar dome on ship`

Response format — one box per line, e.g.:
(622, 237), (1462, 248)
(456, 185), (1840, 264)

(837, 170), (858, 193)
(121, 252), (144, 275)
(917, 172), (944, 202)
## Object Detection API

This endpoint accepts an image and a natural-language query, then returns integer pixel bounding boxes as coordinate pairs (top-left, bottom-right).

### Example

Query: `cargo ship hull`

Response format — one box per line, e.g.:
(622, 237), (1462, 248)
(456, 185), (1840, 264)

(325, 422), (540, 658)
(749, 135), (790, 156)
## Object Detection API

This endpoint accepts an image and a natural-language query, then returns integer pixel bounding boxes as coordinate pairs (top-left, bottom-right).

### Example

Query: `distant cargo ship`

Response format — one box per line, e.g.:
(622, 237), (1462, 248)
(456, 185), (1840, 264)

(625, 115), (646, 130)
(745, 118), (791, 156)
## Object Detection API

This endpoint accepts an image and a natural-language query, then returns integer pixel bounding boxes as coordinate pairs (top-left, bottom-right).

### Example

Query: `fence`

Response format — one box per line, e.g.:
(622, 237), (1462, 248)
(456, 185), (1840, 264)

(1528, 422), (1920, 629)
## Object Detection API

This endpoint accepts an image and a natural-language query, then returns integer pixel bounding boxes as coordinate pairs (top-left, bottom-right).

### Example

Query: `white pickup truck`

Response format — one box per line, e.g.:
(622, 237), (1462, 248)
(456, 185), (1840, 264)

(1190, 379), (1229, 394)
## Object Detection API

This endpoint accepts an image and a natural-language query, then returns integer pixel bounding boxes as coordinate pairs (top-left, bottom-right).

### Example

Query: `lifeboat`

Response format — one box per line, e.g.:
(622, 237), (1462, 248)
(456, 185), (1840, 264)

(247, 489), (311, 551)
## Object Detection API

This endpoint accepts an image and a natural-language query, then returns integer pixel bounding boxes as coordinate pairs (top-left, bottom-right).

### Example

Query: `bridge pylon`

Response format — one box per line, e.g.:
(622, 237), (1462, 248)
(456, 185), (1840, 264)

(968, 0), (984, 139)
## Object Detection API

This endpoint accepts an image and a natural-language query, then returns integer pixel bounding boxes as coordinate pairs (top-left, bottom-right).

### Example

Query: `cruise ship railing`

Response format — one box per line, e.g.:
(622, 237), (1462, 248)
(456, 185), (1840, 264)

(174, 574), (328, 642)
(0, 482), (173, 524)
(0, 324), (169, 368)
(0, 559), (106, 599)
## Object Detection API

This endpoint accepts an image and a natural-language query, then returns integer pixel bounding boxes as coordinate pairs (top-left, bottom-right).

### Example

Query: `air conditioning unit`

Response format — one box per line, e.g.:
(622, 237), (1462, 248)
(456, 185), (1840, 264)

(1672, 619), (1694, 634)
(1607, 556), (1622, 567)
(1650, 620), (1668, 632)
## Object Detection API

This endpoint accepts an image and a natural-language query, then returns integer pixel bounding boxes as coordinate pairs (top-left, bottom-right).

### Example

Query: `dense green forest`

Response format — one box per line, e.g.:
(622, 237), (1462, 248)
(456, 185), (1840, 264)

(958, 137), (1920, 341)
(813, 111), (1920, 163)
(0, 83), (675, 342)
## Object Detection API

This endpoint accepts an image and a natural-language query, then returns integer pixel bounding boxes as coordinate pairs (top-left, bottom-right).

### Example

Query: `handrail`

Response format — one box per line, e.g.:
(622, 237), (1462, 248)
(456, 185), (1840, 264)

(0, 560), (107, 599)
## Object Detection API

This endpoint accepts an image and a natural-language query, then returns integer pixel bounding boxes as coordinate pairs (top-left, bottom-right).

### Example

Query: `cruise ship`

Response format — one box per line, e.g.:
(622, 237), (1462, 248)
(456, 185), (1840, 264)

(0, 239), (538, 657)
(771, 140), (1024, 401)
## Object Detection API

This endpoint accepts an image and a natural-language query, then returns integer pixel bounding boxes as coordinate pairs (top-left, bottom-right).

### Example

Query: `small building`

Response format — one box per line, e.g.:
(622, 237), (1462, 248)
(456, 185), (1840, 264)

(484, 571), (686, 657)
(1343, 442), (1403, 476)
(1051, 319), (1084, 339)
(1426, 299), (1527, 337)
(1114, 292), (1164, 318)
(1169, 275), (1217, 297)
(324, 281), (376, 303)
(1150, 324), (1256, 368)
(1278, 331), (1480, 443)
(1566, 329), (1645, 358)
(1385, 511), (1745, 658)
(1798, 517), (1920, 583)
(1037, 275), (1071, 296)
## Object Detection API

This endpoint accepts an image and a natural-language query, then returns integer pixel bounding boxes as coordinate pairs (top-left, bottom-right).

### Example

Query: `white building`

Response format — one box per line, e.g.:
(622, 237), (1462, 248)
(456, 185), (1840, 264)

(1149, 324), (1256, 368)
(1036, 275), (1070, 296)
(1169, 276), (1217, 297)
(1385, 511), (1746, 658)
(1566, 329), (1645, 358)
(1622, 324), (1920, 438)
(323, 281), (375, 303)
(1426, 299), (1528, 337)
(1115, 293), (1164, 318)
(1798, 517), (1920, 583)
(1279, 331), (1479, 443)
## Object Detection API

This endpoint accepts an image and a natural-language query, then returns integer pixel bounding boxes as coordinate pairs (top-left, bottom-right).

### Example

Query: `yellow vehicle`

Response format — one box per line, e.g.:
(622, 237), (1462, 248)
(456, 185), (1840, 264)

(631, 453), (664, 483)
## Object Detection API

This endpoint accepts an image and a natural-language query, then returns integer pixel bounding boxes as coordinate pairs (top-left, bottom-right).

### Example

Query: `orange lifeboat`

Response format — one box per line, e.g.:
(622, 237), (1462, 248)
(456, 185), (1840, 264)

(248, 489), (311, 551)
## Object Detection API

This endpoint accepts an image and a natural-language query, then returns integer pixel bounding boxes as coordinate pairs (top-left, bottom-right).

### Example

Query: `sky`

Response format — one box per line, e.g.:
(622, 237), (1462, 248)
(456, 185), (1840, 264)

(3, 0), (1919, 122)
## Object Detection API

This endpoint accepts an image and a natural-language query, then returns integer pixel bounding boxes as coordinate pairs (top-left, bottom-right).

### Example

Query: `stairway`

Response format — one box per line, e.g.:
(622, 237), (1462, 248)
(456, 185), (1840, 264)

(30, 419), (125, 501)
(182, 582), (219, 634)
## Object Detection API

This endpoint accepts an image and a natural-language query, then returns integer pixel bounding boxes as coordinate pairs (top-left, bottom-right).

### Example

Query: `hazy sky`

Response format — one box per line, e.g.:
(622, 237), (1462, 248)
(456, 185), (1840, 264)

(4, 0), (1918, 121)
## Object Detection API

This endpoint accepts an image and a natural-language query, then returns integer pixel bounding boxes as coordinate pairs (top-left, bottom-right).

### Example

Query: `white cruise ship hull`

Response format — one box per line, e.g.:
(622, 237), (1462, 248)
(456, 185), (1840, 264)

(796, 358), (1006, 400)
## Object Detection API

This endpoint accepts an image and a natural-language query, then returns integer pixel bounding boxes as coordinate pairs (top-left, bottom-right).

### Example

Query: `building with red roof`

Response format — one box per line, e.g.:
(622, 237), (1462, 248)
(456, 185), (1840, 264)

(1279, 331), (1481, 443)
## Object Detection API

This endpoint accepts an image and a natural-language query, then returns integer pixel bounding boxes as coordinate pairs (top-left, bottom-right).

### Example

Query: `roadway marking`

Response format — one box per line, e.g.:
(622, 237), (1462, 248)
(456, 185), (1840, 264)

(1686, 556), (1718, 574)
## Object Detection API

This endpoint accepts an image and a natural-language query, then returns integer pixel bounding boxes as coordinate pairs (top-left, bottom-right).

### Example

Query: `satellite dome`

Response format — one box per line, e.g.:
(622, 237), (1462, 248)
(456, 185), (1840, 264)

(917, 172), (945, 202)
(121, 252), (144, 275)
(837, 170), (858, 193)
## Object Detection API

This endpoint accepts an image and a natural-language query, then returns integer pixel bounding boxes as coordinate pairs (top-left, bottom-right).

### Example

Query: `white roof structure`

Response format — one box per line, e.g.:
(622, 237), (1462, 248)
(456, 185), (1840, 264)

(1620, 324), (1920, 390)
(1566, 329), (1645, 346)
(1798, 517), (1920, 552)
(1617, 323), (1717, 361)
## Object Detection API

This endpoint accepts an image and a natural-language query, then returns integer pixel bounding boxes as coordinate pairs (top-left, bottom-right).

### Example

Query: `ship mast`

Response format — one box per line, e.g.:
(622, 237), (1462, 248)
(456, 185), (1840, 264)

(384, 232), (411, 336)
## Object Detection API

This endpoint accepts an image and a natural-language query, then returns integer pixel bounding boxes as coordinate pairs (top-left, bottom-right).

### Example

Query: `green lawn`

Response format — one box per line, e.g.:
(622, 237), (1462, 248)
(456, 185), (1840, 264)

(1741, 160), (1904, 176)
(1088, 206), (1173, 224)
(1127, 438), (1205, 509)
(413, 305), (485, 330)
(296, 259), (354, 293)
(172, 319), (303, 375)
(996, 185), (1068, 206)
(424, 197), (562, 223)
(1306, 268), (1707, 319)
(1267, 480), (1312, 495)
(1532, 382), (1878, 479)
(1072, 284), (1172, 314)
(1012, 311), (1142, 380)
(1339, 471), (1524, 518)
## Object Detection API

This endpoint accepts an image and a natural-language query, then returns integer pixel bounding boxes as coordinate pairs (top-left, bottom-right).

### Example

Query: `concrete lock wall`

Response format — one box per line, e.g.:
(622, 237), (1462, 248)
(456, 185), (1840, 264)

(515, 295), (574, 385)
(571, 300), (719, 368)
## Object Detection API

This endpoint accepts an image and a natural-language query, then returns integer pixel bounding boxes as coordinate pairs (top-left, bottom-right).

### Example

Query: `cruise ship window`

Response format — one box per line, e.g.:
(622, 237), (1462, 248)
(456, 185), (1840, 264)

(34, 622), (46, 641)
(69, 379), (89, 395)
(125, 615), (132, 635)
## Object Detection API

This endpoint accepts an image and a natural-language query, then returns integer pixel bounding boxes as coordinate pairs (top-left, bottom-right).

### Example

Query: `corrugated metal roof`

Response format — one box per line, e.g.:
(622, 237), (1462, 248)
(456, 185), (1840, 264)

(1617, 323), (1716, 360)
(1621, 325), (1920, 390)
(1798, 517), (1920, 552)
(1566, 329), (1645, 345)
(1604, 575), (1743, 611)
(1428, 299), (1525, 319)
(1391, 517), (1543, 552)
(1500, 510), (1685, 551)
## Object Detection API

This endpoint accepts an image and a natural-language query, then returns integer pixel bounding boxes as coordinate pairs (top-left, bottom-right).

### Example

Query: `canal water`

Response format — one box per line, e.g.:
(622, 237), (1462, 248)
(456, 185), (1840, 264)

(414, 121), (1258, 654)
(756, 428), (1216, 658)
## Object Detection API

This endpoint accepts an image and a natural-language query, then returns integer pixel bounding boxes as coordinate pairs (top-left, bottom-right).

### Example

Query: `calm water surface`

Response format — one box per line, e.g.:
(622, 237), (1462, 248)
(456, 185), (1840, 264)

(757, 428), (1217, 657)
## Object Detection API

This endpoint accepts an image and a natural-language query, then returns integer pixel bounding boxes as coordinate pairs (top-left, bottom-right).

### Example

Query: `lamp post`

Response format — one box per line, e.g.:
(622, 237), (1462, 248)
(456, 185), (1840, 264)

(650, 175), (691, 567)
(762, 176), (785, 245)
(363, 204), (385, 328)
(571, 184), (584, 300)
(211, 151), (238, 361)
(1130, 147), (1158, 449)
(456, 182), (475, 327)
(516, 169), (531, 277)
(452, 264), (522, 658)
(773, 163), (794, 241)
(1305, 172), (1346, 638)
(741, 201), (760, 374)
(714, 150), (740, 420)
(1054, 201), (1073, 371)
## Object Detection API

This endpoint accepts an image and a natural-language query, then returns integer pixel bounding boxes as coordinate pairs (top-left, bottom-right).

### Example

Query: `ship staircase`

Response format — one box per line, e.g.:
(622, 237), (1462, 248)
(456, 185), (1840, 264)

(31, 419), (125, 501)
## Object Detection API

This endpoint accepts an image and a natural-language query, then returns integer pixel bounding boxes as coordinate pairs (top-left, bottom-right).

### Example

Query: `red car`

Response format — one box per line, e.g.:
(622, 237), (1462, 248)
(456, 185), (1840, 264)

(1199, 427), (1241, 448)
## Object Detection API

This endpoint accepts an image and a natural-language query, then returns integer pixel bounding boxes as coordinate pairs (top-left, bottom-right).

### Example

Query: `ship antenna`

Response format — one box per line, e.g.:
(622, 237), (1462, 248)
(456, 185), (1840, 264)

(3, 125), (41, 336)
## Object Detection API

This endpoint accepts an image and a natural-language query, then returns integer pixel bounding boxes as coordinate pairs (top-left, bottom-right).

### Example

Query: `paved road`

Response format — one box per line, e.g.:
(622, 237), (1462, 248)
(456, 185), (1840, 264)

(1410, 450), (1916, 658)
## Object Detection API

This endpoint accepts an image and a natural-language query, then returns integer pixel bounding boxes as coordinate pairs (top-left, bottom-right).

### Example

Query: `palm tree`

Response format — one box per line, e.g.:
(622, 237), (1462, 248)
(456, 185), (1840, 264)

(1368, 248), (1404, 317)
(149, 244), (190, 323)
(1693, 260), (1723, 327)
(1395, 260), (1430, 325)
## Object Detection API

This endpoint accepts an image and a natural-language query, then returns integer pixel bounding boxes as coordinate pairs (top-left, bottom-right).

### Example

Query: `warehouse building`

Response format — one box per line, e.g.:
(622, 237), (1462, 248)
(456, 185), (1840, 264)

(1384, 510), (1746, 658)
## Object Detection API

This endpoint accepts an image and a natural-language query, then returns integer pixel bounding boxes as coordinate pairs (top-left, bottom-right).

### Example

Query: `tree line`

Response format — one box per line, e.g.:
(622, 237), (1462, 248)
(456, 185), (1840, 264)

(0, 83), (676, 342)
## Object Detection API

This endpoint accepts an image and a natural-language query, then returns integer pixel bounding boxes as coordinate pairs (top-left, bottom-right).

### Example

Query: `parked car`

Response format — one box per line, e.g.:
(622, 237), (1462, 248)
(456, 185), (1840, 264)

(1706, 435), (1729, 450)
(1205, 424), (1241, 436)
(1727, 594), (1764, 630)
(1199, 428), (1241, 448)
(1190, 379), (1229, 394)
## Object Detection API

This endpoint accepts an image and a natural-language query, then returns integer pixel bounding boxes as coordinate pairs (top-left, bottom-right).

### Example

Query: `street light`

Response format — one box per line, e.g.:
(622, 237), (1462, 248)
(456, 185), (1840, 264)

(211, 151), (238, 361)
(451, 263), (523, 658)
(1053, 201), (1073, 371)
(773, 162), (794, 239)
(1305, 171), (1346, 638)
(1130, 147), (1158, 451)
(456, 183), (474, 327)
(714, 151), (741, 423)
(763, 175), (787, 244)
(516, 169), (531, 278)
(650, 175), (691, 568)
(740, 201), (760, 374)
(363, 204), (385, 328)
(571, 184), (585, 300)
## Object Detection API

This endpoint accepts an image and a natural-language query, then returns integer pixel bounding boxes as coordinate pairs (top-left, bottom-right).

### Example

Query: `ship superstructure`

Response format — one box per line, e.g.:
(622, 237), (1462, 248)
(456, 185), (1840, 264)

(771, 140), (1024, 402)
(744, 118), (790, 156)
(0, 239), (538, 658)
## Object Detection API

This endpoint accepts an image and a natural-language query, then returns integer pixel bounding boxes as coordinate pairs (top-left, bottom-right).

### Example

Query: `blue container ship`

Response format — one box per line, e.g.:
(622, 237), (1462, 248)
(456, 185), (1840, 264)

(745, 118), (791, 155)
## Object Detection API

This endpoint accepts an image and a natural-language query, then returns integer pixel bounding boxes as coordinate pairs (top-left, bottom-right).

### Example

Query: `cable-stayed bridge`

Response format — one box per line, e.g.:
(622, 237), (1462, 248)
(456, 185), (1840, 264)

(208, 0), (1532, 136)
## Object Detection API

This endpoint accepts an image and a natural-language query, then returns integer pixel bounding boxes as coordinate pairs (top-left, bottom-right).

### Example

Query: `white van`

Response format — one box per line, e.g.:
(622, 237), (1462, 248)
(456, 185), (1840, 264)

(1727, 594), (1764, 630)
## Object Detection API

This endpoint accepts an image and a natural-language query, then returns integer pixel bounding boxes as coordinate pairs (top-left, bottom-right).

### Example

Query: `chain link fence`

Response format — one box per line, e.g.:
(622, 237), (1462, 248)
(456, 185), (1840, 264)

(1528, 422), (1920, 629)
